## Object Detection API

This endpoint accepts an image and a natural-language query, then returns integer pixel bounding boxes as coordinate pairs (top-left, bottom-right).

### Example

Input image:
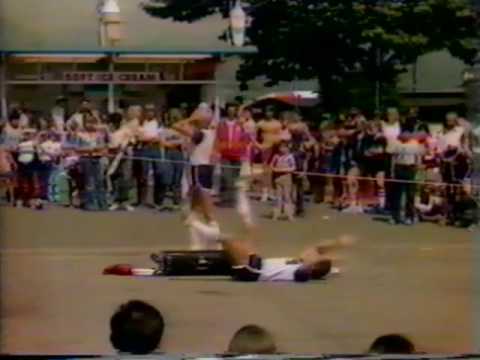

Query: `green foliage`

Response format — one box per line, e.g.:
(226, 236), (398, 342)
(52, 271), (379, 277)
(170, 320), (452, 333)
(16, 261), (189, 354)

(144, 0), (479, 111)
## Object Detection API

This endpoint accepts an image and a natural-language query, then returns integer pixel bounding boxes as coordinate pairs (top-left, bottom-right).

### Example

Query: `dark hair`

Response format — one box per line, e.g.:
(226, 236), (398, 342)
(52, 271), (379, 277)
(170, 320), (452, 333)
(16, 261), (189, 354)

(417, 122), (430, 135)
(226, 101), (238, 108)
(311, 259), (332, 280)
(110, 300), (164, 355)
(369, 334), (415, 354)
(108, 112), (123, 130)
(228, 325), (276, 354)
(402, 116), (417, 133)
(8, 110), (21, 121)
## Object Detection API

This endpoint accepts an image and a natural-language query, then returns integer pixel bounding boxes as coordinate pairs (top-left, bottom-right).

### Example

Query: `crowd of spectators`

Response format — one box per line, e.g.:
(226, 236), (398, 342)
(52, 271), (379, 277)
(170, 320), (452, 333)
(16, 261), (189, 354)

(0, 99), (477, 228)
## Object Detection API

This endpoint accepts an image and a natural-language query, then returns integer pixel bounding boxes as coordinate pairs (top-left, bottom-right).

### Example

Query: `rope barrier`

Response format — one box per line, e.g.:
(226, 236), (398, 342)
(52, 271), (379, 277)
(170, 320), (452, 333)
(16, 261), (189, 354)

(104, 154), (478, 190)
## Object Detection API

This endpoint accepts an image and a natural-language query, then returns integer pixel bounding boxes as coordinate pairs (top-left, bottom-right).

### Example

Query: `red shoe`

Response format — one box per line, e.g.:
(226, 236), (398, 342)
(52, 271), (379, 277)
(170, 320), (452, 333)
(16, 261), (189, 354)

(103, 264), (133, 276)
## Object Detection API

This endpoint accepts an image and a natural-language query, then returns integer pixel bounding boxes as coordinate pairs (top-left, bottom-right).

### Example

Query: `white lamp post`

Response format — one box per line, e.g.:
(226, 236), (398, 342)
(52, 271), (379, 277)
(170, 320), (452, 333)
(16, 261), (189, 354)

(230, 0), (246, 47)
(98, 0), (124, 47)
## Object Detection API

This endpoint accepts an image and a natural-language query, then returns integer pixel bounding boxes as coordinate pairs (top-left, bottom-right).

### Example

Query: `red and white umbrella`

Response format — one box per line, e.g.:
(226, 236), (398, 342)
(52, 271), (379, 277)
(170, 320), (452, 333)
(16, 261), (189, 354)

(255, 91), (319, 107)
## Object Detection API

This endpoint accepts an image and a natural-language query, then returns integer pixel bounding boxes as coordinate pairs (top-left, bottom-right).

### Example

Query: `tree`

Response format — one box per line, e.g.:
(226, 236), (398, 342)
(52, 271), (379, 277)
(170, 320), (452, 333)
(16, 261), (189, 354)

(143, 0), (479, 112)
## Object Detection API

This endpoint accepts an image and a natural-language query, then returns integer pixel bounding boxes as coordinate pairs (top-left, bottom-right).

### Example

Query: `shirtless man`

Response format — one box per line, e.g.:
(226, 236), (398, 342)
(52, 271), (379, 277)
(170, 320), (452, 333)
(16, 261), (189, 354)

(256, 106), (283, 202)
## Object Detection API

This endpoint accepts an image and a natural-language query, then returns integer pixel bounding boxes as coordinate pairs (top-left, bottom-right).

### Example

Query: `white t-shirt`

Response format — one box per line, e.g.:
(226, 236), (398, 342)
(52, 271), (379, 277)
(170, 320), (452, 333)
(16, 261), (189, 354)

(19, 113), (30, 129)
(67, 113), (84, 130)
(141, 119), (160, 139)
(51, 106), (65, 131)
(382, 121), (401, 153)
(38, 140), (62, 162)
(391, 140), (425, 166)
(258, 258), (302, 282)
(18, 140), (36, 164)
(190, 129), (215, 166)
(438, 126), (464, 151)
(188, 214), (221, 251)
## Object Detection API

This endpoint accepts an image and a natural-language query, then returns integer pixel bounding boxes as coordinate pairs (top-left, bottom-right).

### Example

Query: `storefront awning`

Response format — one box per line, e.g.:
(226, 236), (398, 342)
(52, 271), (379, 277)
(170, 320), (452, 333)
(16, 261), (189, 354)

(0, 49), (255, 62)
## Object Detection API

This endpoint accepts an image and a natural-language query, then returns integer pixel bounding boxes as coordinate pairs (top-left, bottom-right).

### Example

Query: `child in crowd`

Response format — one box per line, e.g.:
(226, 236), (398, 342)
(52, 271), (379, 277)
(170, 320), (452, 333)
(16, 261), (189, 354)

(270, 141), (296, 221)
(16, 128), (42, 209)
(36, 131), (62, 200)
(415, 185), (446, 224)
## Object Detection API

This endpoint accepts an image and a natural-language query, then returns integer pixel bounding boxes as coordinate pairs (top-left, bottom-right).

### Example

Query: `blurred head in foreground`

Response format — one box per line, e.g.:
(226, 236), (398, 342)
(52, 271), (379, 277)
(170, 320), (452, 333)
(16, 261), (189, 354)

(369, 334), (415, 354)
(110, 300), (165, 354)
(228, 324), (277, 355)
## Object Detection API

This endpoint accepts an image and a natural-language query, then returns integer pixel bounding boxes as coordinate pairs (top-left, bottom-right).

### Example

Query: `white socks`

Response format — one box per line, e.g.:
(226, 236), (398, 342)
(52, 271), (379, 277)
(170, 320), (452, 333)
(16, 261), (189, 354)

(236, 180), (254, 227)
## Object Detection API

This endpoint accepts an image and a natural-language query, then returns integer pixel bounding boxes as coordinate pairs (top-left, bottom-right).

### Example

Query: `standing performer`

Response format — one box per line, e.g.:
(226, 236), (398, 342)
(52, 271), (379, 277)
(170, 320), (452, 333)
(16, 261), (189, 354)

(184, 187), (222, 250)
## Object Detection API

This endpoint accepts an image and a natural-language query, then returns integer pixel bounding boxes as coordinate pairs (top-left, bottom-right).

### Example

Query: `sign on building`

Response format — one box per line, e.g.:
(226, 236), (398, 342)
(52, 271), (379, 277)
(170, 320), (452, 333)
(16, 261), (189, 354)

(63, 72), (162, 83)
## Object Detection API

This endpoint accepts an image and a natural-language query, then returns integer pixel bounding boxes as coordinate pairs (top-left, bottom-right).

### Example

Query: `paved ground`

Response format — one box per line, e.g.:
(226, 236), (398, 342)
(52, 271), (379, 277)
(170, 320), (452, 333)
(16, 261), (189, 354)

(0, 203), (475, 355)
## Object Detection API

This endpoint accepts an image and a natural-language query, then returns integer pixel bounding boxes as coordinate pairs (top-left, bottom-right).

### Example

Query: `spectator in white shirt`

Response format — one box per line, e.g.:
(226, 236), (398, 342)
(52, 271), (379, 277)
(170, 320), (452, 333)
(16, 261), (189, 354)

(137, 104), (162, 208)
(382, 107), (401, 213)
(37, 132), (62, 200)
(51, 97), (67, 132)
(66, 99), (92, 131)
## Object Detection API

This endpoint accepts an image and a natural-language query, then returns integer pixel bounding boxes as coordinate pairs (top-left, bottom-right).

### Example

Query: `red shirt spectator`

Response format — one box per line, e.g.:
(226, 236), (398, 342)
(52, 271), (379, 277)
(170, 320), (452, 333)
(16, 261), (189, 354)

(215, 119), (249, 162)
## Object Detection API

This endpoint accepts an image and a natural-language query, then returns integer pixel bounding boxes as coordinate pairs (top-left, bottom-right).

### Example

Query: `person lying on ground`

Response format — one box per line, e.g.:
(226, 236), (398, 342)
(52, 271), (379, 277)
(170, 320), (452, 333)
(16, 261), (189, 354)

(215, 180), (354, 282)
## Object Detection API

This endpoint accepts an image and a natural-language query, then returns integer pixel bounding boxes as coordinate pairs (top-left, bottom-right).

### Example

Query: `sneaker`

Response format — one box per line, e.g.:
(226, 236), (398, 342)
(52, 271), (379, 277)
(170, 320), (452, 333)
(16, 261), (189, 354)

(403, 218), (413, 226)
(342, 205), (360, 214)
(109, 203), (120, 211)
(125, 204), (135, 212)
(15, 200), (23, 208)
(389, 218), (399, 225)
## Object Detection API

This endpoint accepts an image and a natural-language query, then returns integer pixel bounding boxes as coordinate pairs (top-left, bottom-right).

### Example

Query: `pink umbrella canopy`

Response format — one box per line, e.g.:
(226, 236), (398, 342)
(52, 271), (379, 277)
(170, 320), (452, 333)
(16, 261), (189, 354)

(256, 91), (319, 107)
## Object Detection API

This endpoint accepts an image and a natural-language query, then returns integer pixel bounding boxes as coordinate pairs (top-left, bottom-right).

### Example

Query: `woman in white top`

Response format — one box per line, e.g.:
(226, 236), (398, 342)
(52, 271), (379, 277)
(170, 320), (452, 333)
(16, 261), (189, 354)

(184, 187), (221, 251)
(381, 108), (401, 212)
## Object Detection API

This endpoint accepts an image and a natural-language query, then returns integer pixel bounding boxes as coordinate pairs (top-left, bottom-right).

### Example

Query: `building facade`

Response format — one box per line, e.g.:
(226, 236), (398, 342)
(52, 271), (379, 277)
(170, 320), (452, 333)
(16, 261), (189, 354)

(0, 0), (470, 117)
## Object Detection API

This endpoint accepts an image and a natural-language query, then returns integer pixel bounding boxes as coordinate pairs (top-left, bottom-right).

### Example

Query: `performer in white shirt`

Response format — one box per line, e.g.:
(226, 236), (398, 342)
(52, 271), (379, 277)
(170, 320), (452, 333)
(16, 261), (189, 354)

(184, 187), (221, 250)
(179, 178), (351, 282)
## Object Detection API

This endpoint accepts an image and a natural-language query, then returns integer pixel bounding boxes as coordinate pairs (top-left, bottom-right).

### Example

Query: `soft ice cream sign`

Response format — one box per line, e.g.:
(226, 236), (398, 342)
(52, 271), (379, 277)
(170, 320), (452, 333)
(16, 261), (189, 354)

(63, 72), (161, 83)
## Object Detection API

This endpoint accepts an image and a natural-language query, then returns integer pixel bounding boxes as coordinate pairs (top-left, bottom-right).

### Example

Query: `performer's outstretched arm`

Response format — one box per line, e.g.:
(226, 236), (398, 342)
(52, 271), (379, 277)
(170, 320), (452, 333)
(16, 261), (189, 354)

(235, 179), (260, 247)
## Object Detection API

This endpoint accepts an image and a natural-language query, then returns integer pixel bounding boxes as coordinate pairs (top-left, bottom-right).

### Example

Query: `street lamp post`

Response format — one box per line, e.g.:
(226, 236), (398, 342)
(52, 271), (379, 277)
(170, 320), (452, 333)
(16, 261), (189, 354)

(98, 0), (124, 48)
(230, 0), (246, 47)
